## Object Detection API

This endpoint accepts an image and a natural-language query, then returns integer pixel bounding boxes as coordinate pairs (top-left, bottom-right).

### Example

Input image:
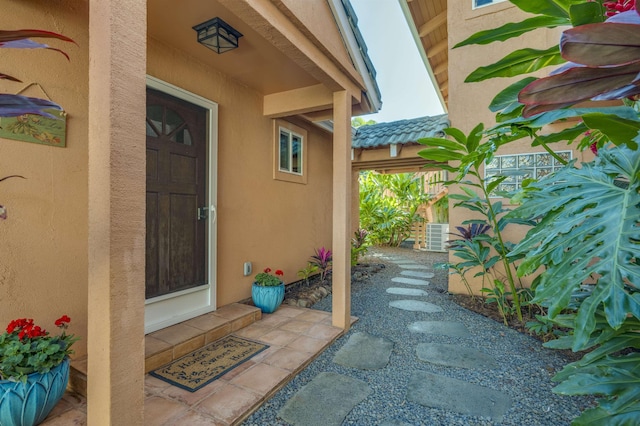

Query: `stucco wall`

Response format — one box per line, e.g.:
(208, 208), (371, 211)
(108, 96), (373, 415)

(0, 1), (89, 356)
(147, 38), (334, 306)
(446, 0), (590, 294)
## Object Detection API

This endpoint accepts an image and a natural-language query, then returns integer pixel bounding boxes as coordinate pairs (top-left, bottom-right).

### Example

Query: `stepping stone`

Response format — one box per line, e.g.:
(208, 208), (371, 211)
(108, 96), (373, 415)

(407, 371), (511, 422)
(389, 300), (443, 313)
(397, 264), (430, 270)
(408, 321), (471, 338)
(416, 343), (498, 369)
(278, 372), (372, 426)
(386, 287), (428, 296)
(333, 332), (393, 370)
(401, 270), (435, 279)
(392, 277), (429, 286)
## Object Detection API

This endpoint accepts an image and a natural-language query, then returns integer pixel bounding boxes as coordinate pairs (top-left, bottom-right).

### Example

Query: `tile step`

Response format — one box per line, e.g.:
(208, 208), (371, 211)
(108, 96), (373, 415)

(68, 303), (261, 397)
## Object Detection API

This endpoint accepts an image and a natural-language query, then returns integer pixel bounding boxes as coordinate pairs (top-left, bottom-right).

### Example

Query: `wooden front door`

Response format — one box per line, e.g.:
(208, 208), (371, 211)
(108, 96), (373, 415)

(146, 88), (207, 299)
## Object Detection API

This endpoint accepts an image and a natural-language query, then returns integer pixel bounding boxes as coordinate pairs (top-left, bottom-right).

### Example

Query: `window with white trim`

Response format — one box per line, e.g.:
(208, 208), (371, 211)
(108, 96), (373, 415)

(474, 0), (506, 9)
(273, 120), (308, 184)
(485, 151), (572, 193)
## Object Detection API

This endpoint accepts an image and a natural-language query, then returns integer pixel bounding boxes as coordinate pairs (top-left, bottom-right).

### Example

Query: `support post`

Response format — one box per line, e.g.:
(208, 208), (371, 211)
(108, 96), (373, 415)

(88, 0), (146, 424)
(332, 90), (352, 330)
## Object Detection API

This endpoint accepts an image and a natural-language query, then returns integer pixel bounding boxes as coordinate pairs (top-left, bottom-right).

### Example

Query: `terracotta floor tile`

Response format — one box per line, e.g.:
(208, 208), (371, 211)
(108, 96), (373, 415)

(145, 375), (172, 395)
(257, 329), (299, 346)
(294, 310), (331, 323)
(271, 305), (305, 318)
(172, 410), (229, 426)
(195, 383), (261, 424)
(247, 345), (281, 364)
(279, 319), (315, 334)
(231, 363), (291, 394)
(256, 313), (291, 328)
(144, 396), (188, 426)
(161, 379), (225, 406)
(233, 323), (273, 340)
(262, 347), (312, 372)
(145, 335), (172, 357)
(218, 359), (256, 381)
(287, 335), (328, 354)
(183, 313), (229, 332)
(41, 408), (87, 426)
(212, 303), (259, 321)
(43, 396), (73, 421)
(149, 323), (203, 346)
(304, 323), (342, 340)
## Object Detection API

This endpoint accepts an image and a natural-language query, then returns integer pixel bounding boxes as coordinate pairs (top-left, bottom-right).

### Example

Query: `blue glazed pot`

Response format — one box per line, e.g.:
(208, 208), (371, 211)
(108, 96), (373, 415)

(252, 282), (285, 313)
(0, 357), (70, 426)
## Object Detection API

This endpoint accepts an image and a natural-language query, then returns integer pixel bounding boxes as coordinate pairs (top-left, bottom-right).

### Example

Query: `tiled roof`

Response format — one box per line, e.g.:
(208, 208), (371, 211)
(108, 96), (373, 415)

(352, 114), (449, 149)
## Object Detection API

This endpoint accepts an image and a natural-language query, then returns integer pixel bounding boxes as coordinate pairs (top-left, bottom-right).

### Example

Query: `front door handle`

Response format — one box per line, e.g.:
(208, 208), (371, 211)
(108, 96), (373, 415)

(197, 206), (208, 221)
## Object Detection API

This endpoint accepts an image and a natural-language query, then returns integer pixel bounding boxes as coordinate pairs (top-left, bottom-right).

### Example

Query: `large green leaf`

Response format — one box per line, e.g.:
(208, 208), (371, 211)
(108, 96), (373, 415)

(454, 16), (569, 48)
(503, 106), (640, 129)
(581, 113), (640, 149)
(569, 2), (605, 27)
(465, 46), (564, 82)
(508, 145), (640, 341)
(490, 77), (537, 112)
(510, 0), (583, 18)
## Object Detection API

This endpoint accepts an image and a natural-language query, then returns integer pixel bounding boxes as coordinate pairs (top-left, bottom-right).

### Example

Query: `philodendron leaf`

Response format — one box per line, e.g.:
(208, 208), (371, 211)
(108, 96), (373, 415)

(454, 16), (569, 48)
(582, 113), (640, 149)
(508, 145), (640, 342)
(465, 46), (564, 82)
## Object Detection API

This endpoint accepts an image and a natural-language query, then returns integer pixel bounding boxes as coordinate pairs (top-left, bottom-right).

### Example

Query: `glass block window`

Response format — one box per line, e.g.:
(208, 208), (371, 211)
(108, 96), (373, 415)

(485, 151), (571, 194)
(474, 0), (506, 8)
(279, 128), (303, 175)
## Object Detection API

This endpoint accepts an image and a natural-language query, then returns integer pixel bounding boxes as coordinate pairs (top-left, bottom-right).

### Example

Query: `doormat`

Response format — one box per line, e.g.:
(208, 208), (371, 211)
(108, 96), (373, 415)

(150, 335), (269, 392)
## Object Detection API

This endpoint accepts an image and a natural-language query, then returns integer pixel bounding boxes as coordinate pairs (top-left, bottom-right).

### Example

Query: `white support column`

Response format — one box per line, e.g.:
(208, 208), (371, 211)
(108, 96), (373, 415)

(88, 0), (146, 424)
(332, 90), (352, 329)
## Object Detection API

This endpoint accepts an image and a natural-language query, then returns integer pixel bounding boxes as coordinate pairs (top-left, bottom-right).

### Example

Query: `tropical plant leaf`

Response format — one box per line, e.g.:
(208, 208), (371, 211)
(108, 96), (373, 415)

(532, 122), (588, 146)
(581, 113), (640, 149)
(454, 16), (569, 48)
(510, 0), (582, 18)
(466, 46), (564, 82)
(519, 62), (640, 117)
(490, 77), (537, 112)
(508, 145), (640, 342)
(0, 29), (74, 44)
(569, 2), (605, 27)
(505, 106), (640, 129)
(561, 23), (640, 66)
(0, 94), (63, 118)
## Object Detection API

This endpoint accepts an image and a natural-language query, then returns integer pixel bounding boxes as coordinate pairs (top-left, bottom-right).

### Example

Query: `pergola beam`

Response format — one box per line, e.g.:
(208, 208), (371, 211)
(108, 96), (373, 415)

(419, 10), (447, 38)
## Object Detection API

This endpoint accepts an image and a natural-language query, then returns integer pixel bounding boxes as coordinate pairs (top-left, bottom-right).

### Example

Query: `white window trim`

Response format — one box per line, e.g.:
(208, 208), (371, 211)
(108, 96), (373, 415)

(273, 119), (308, 184)
(473, 0), (507, 10)
(278, 127), (304, 176)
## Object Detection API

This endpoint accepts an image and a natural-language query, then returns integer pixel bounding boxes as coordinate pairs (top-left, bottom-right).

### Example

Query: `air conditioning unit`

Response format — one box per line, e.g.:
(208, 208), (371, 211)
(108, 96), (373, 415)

(425, 223), (449, 252)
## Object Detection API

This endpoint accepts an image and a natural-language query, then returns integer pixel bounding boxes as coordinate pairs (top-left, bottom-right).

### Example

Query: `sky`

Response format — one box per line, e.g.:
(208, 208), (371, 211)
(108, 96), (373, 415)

(350, 0), (445, 124)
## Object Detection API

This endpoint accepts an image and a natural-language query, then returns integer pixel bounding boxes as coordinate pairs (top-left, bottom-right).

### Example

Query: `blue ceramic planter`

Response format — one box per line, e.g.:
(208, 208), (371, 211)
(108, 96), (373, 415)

(0, 357), (69, 426)
(252, 282), (285, 313)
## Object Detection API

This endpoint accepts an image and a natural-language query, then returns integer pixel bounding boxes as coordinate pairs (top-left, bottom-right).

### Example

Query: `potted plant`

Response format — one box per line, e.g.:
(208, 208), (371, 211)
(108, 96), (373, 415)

(252, 268), (285, 313)
(0, 315), (77, 426)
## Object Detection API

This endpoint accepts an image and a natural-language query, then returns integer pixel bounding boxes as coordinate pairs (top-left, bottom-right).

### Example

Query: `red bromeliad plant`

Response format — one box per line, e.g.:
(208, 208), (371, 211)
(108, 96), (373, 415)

(0, 315), (76, 382)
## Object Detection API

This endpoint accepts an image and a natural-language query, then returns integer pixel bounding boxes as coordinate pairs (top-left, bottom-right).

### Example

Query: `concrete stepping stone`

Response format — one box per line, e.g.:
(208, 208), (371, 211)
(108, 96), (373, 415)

(278, 372), (372, 426)
(407, 371), (511, 422)
(333, 332), (393, 370)
(389, 300), (443, 313)
(386, 287), (428, 297)
(408, 321), (471, 338)
(416, 343), (498, 369)
(392, 277), (429, 286)
(397, 264), (430, 270)
(401, 270), (435, 279)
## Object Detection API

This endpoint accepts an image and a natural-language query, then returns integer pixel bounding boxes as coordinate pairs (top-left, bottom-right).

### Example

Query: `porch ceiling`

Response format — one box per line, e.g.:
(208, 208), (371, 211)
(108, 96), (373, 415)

(148, 0), (318, 96)
(401, 0), (448, 109)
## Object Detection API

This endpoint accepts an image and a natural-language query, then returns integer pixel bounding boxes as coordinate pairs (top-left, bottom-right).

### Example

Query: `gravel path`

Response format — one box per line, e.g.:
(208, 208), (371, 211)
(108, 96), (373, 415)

(243, 246), (593, 425)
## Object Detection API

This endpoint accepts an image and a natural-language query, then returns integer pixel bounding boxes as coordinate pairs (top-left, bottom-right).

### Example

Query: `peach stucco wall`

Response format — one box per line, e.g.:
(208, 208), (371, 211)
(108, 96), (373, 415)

(147, 38), (334, 306)
(446, 0), (586, 294)
(0, 1), (89, 356)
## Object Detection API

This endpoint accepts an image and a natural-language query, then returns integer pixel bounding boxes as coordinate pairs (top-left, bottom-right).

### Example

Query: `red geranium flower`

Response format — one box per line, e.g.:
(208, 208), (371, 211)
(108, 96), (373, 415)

(55, 315), (71, 328)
